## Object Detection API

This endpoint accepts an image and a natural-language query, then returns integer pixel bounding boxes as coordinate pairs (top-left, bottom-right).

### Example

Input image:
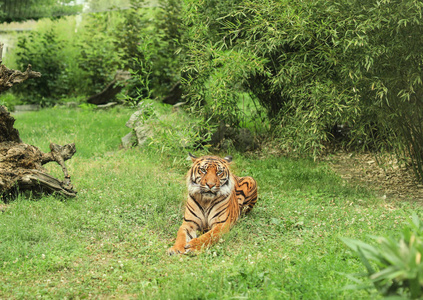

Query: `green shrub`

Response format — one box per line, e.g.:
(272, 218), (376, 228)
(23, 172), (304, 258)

(115, 0), (183, 105)
(340, 0), (423, 182)
(181, 0), (361, 154)
(0, 0), (81, 23)
(342, 214), (423, 299)
(15, 26), (69, 105)
(77, 11), (122, 96)
(9, 1), (183, 107)
(0, 92), (22, 111)
(12, 17), (93, 105)
(181, 0), (423, 179)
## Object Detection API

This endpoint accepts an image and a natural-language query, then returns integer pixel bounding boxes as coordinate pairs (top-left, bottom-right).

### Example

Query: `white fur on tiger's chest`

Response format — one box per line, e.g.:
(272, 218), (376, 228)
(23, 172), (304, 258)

(187, 176), (235, 231)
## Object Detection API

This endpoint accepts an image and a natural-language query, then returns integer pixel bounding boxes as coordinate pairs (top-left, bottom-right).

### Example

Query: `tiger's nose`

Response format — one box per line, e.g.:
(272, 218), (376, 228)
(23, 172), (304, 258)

(206, 182), (215, 189)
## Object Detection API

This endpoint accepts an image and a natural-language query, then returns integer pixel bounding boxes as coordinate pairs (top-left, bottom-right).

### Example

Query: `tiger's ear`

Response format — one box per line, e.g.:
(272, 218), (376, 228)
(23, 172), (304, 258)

(188, 152), (198, 162)
(223, 155), (233, 163)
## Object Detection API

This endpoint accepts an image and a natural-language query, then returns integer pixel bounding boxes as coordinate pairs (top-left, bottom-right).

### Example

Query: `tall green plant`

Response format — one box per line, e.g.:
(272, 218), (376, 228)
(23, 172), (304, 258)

(0, 0), (82, 22)
(13, 17), (107, 105)
(345, 0), (423, 182)
(182, 0), (361, 154)
(342, 214), (423, 299)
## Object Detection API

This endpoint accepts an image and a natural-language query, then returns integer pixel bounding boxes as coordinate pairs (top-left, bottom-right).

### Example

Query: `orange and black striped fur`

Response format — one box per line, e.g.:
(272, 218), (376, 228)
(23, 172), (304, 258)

(167, 154), (257, 255)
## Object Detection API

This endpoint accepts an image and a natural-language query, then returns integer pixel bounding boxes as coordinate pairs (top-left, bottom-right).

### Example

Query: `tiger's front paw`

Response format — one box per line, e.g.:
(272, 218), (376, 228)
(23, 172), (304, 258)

(184, 238), (203, 253)
(167, 244), (186, 256)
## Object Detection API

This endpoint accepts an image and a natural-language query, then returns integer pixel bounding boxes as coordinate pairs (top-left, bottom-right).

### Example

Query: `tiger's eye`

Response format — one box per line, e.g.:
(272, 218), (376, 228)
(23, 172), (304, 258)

(217, 170), (223, 176)
(200, 167), (207, 174)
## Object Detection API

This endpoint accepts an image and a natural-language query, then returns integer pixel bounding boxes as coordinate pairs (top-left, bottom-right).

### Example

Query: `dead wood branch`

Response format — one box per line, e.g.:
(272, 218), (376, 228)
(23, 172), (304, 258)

(0, 64), (41, 93)
(0, 106), (77, 200)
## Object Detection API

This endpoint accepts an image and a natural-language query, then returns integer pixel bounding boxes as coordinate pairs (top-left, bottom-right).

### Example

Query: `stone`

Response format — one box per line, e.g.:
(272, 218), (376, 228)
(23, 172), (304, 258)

(134, 125), (153, 146)
(123, 106), (155, 147)
(65, 102), (79, 108)
(172, 101), (186, 113)
(121, 132), (135, 148)
(14, 104), (40, 112)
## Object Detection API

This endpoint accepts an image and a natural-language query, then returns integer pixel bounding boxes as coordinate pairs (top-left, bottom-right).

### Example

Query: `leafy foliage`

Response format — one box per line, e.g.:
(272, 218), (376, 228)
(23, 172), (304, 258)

(114, 0), (183, 105)
(342, 214), (423, 298)
(338, 0), (423, 182)
(77, 12), (122, 95)
(6, 0), (423, 180)
(181, 0), (423, 179)
(14, 26), (70, 106)
(182, 0), (360, 152)
(9, 0), (183, 106)
(0, 0), (82, 22)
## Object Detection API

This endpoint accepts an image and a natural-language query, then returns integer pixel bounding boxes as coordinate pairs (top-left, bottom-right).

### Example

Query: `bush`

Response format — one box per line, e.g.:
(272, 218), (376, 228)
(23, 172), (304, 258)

(181, 0), (423, 179)
(342, 214), (423, 299)
(181, 0), (362, 155)
(8, 0), (423, 177)
(0, 92), (22, 111)
(9, 2), (181, 106)
(12, 17), (98, 105)
(77, 11), (122, 96)
(115, 0), (183, 105)
(15, 25), (70, 105)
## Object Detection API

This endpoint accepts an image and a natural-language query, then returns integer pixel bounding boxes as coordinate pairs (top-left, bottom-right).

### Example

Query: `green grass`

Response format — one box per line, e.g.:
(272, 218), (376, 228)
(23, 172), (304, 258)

(1, 107), (421, 299)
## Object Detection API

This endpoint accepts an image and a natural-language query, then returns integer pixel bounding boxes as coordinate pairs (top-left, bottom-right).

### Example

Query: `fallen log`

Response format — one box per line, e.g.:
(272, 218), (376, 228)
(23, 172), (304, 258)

(86, 70), (131, 105)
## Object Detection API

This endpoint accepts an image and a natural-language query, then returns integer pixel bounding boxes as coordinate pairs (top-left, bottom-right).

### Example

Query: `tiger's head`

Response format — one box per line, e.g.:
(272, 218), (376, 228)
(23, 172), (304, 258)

(187, 153), (234, 201)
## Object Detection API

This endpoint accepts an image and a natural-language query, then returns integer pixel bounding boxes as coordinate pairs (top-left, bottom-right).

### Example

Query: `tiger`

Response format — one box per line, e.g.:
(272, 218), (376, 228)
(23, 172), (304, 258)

(167, 153), (258, 255)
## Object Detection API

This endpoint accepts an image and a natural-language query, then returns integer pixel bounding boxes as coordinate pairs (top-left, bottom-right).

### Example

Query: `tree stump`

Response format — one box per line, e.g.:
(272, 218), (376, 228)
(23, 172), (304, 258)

(0, 106), (77, 200)
(0, 45), (77, 200)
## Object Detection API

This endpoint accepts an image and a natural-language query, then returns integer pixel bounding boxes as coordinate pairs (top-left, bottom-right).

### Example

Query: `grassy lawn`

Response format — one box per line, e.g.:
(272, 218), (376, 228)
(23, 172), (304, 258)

(1, 107), (421, 299)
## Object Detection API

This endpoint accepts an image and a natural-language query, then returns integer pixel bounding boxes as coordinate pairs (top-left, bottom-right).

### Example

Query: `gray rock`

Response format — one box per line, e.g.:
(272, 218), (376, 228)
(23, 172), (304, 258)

(126, 110), (144, 129)
(14, 104), (40, 112)
(121, 132), (135, 148)
(65, 102), (79, 108)
(123, 106), (155, 147)
(134, 124), (153, 146)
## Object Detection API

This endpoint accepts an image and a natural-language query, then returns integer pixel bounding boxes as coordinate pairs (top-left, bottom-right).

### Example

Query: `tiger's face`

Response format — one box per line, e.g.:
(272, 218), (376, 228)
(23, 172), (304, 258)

(187, 154), (234, 201)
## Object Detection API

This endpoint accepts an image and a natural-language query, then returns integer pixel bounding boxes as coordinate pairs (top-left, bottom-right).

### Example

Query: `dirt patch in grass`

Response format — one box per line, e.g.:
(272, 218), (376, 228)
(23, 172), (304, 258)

(325, 151), (423, 204)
